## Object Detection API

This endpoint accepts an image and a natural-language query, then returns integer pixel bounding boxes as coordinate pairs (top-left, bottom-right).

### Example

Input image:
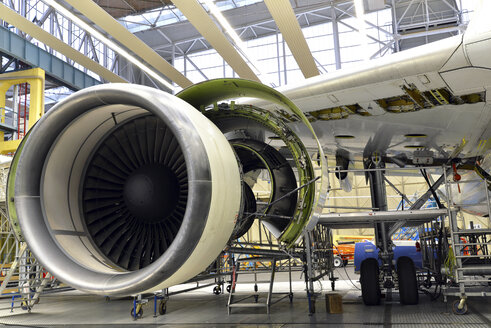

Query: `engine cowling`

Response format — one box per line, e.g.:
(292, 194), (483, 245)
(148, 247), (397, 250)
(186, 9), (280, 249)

(9, 83), (241, 296)
(8, 79), (327, 296)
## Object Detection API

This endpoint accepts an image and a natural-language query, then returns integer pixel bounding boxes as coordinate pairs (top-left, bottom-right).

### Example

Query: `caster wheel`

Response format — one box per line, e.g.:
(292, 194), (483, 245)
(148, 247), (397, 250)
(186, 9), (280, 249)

(20, 301), (29, 311)
(226, 285), (231, 293)
(343, 259), (349, 267)
(254, 284), (258, 292)
(105, 296), (110, 302)
(288, 293), (293, 303)
(333, 256), (343, 268)
(158, 300), (167, 315)
(254, 295), (258, 303)
(213, 286), (221, 295)
(452, 300), (468, 315)
(131, 307), (143, 319)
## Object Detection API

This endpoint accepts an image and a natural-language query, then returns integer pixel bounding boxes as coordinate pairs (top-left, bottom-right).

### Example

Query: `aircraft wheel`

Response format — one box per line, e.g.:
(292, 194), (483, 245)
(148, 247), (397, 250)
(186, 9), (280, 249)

(226, 285), (231, 293)
(213, 286), (221, 295)
(397, 257), (418, 305)
(360, 259), (381, 305)
(333, 256), (343, 268)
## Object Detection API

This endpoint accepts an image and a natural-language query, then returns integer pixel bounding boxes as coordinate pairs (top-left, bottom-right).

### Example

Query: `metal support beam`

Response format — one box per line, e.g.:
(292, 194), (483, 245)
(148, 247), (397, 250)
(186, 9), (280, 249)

(264, 0), (319, 78)
(331, 3), (341, 70)
(0, 26), (101, 90)
(171, 0), (260, 82)
(0, 4), (125, 84)
(62, 0), (192, 88)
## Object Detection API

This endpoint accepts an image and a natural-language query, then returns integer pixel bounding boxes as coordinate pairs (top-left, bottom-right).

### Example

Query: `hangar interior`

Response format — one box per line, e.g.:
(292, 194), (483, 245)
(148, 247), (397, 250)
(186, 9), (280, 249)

(0, 0), (490, 326)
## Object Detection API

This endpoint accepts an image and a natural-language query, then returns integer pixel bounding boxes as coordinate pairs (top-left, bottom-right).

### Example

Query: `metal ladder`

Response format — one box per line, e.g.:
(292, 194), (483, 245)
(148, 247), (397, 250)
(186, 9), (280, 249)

(443, 168), (491, 313)
(227, 255), (292, 314)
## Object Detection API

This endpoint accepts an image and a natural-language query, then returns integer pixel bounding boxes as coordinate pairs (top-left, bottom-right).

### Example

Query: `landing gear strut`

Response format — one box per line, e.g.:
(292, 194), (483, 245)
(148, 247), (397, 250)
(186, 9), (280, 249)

(359, 157), (419, 305)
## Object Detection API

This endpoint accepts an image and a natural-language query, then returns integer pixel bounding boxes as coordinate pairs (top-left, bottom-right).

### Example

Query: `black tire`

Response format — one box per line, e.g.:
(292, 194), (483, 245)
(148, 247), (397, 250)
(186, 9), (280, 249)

(343, 259), (349, 267)
(452, 299), (468, 315)
(226, 285), (231, 293)
(360, 259), (381, 305)
(333, 256), (343, 268)
(213, 286), (221, 295)
(158, 300), (167, 315)
(131, 307), (143, 319)
(397, 257), (419, 305)
(21, 301), (29, 311)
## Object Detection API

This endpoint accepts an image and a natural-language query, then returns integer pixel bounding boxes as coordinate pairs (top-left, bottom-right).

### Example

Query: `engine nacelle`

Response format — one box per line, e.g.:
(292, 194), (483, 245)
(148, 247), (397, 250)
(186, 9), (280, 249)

(9, 84), (241, 296)
(8, 79), (327, 296)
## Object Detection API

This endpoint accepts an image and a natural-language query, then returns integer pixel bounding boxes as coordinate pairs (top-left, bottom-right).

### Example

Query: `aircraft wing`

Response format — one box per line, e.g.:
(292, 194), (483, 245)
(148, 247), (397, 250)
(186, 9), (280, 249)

(248, 2), (491, 162)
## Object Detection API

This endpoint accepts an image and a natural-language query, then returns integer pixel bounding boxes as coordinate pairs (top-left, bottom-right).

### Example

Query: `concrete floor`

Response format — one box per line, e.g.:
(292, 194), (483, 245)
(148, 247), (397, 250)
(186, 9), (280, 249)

(0, 266), (489, 327)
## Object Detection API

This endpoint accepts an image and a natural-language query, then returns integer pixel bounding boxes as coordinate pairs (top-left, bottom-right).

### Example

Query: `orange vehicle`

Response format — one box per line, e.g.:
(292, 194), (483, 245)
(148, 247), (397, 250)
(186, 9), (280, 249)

(333, 243), (355, 267)
(332, 235), (373, 267)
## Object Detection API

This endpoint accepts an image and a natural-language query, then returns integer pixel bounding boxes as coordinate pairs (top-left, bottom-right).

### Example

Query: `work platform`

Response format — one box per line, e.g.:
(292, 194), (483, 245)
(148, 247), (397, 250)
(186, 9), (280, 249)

(0, 269), (489, 327)
(319, 208), (448, 229)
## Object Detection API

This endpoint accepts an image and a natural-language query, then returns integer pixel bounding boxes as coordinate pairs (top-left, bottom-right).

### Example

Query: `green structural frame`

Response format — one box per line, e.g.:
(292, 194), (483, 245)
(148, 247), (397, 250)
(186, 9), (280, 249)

(177, 78), (327, 246)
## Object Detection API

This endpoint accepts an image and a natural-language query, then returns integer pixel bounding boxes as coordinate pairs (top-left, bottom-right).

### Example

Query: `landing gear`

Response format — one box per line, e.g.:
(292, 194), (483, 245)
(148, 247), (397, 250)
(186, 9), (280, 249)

(333, 256), (343, 268)
(360, 259), (381, 305)
(397, 257), (418, 305)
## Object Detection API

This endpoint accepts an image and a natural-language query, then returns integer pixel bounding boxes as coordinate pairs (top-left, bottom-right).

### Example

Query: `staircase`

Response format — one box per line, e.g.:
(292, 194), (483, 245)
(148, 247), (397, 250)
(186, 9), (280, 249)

(227, 255), (292, 314)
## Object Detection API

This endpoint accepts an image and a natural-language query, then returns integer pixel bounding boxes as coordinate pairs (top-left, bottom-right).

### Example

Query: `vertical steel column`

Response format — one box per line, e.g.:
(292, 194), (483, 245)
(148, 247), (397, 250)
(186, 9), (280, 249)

(304, 232), (315, 313)
(276, 29), (281, 85)
(282, 38), (287, 85)
(391, 0), (400, 52)
(330, 2), (341, 70)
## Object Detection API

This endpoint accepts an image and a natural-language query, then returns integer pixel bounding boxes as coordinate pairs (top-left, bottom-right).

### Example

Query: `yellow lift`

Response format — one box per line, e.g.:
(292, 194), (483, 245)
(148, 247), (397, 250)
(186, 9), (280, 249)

(0, 68), (45, 154)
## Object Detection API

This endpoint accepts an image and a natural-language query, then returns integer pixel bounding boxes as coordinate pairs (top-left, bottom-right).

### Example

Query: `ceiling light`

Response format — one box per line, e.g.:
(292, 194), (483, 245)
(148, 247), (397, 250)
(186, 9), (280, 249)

(42, 0), (176, 92)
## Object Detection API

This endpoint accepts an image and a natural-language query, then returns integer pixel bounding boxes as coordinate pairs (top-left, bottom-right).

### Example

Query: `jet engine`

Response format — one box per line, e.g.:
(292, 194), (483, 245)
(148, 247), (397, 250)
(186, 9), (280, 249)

(7, 79), (327, 296)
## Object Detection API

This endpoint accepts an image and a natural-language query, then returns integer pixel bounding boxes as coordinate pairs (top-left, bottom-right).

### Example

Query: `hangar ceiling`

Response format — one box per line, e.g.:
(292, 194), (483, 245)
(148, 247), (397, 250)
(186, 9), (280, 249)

(94, 0), (173, 18)
(0, 0), (465, 94)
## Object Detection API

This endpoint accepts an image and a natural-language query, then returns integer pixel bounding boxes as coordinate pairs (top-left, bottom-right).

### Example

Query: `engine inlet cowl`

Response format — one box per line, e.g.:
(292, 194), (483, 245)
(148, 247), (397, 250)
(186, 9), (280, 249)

(10, 84), (241, 296)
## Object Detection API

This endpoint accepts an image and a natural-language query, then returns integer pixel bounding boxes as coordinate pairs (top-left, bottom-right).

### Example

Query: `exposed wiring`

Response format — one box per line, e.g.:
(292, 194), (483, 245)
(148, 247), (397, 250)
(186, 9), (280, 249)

(333, 244), (361, 291)
(445, 246), (456, 281)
